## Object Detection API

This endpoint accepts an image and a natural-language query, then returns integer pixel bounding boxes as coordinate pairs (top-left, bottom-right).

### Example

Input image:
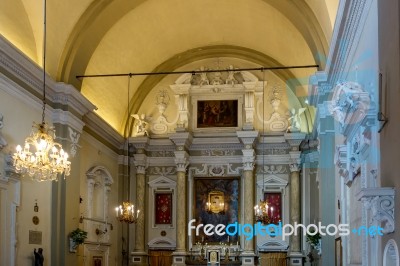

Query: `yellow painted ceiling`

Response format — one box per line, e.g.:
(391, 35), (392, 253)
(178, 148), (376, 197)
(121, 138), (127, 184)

(0, 0), (338, 134)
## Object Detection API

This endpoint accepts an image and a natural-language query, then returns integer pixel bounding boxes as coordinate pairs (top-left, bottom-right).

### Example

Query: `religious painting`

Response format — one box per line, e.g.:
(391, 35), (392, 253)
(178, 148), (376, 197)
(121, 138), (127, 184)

(155, 193), (172, 225)
(194, 178), (239, 243)
(197, 100), (238, 128)
(207, 191), (225, 214)
(207, 249), (221, 264)
(264, 193), (282, 224)
(335, 237), (342, 266)
(92, 256), (103, 266)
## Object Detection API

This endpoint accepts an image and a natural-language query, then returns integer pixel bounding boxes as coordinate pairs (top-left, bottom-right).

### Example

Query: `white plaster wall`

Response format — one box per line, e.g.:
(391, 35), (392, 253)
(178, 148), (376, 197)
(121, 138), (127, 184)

(0, 77), (53, 266)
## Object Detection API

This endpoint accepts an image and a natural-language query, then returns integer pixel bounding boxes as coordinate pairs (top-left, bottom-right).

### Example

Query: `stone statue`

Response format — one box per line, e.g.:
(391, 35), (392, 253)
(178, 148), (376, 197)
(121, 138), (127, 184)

(287, 108), (306, 132)
(225, 65), (238, 85)
(198, 66), (209, 86)
(132, 114), (149, 136)
(34, 248), (44, 266)
(0, 113), (7, 151)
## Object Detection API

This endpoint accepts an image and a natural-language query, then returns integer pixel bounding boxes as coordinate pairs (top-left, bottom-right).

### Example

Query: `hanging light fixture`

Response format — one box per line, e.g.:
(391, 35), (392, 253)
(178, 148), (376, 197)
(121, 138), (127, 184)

(254, 69), (270, 224)
(12, 0), (71, 181)
(115, 75), (140, 224)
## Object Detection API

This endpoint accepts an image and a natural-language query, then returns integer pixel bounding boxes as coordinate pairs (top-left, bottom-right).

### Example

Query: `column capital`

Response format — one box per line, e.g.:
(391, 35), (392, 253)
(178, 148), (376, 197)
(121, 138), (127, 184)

(241, 149), (255, 171)
(174, 151), (189, 172)
(289, 163), (300, 173)
(134, 153), (148, 174)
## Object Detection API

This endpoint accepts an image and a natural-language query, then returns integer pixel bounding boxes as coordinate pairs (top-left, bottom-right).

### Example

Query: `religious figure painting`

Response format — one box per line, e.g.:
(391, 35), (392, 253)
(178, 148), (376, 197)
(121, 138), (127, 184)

(194, 178), (239, 243)
(197, 100), (238, 128)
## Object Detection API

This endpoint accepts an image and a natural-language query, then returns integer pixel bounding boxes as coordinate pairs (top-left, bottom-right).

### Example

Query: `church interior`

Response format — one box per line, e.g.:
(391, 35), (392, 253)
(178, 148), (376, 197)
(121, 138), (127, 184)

(0, 0), (399, 265)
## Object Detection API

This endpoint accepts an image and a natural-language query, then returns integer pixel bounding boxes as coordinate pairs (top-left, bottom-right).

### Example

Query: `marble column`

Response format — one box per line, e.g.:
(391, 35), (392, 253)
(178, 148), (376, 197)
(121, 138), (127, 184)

(289, 162), (301, 253)
(242, 156), (255, 253)
(170, 132), (191, 266)
(172, 151), (189, 265)
(237, 131), (258, 266)
(132, 152), (148, 265)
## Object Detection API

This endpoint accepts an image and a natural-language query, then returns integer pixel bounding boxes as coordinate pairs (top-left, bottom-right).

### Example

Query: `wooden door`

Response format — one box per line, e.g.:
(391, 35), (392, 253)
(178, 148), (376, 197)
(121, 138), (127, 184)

(149, 250), (173, 266)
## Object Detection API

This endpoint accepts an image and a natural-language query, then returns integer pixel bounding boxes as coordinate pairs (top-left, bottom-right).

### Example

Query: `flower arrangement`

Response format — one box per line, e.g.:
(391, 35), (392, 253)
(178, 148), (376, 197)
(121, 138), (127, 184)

(69, 228), (87, 246)
(306, 229), (321, 247)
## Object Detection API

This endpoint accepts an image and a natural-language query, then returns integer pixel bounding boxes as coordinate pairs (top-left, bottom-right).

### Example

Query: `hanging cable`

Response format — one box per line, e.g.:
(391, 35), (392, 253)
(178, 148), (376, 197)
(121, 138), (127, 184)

(41, 0), (47, 124)
(76, 65), (319, 79)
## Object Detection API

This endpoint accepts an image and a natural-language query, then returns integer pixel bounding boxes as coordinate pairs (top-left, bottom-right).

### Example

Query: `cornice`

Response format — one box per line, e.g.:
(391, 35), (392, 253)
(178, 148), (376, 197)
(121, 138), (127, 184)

(83, 112), (124, 152)
(326, 0), (370, 84)
(0, 36), (95, 117)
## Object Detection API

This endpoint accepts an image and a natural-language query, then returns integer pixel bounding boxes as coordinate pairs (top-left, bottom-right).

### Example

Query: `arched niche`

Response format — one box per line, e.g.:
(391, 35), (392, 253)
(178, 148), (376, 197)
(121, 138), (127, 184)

(383, 239), (399, 266)
(86, 166), (114, 220)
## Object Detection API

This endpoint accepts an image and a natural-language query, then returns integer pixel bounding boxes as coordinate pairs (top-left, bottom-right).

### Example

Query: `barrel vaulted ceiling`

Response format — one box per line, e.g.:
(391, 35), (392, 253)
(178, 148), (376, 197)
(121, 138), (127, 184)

(0, 0), (338, 134)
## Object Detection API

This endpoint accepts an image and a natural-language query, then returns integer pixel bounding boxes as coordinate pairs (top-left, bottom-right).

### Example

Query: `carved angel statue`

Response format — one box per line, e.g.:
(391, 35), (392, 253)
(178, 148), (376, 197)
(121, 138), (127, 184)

(287, 108), (306, 132)
(198, 66), (209, 86)
(131, 114), (149, 136)
(0, 113), (7, 151)
(225, 65), (239, 85)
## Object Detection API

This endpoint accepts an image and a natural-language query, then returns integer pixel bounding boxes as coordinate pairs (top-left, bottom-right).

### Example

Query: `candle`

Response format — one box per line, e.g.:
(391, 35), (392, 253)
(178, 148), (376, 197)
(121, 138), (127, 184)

(227, 236), (230, 243)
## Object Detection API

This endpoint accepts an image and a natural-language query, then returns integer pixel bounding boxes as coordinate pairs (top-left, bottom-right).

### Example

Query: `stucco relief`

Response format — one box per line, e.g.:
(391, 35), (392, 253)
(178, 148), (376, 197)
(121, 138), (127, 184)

(329, 81), (371, 132)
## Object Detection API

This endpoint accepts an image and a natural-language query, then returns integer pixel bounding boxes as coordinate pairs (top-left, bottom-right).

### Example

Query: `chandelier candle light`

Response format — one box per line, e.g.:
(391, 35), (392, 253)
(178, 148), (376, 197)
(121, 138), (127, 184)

(13, 0), (71, 181)
(115, 202), (140, 224)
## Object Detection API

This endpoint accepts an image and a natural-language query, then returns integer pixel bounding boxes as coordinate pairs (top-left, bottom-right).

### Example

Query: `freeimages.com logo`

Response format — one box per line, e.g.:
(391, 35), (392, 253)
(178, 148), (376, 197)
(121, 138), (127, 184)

(188, 219), (383, 241)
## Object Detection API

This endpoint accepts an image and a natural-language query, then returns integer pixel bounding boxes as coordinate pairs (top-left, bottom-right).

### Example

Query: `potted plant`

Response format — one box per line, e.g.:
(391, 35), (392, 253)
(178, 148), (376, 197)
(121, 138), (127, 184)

(306, 229), (321, 255)
(69, 228), (88, 252)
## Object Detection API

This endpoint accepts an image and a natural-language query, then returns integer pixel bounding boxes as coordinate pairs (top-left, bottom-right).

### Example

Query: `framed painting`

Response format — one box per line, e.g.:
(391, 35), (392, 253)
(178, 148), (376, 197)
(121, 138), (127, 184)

(155, 192), (173, 225)
(194, 177), (240, 244)
(197, 100), (238, 128)
(92, 256), (103, 266)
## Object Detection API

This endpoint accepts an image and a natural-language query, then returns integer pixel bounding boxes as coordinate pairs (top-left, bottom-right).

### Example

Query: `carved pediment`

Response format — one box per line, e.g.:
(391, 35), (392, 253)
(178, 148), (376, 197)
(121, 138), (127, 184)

(258, 240), (289, 251)
(257, 174), (288, 188)
(148, 237), (176, 250)
(148, 176), (176, 188)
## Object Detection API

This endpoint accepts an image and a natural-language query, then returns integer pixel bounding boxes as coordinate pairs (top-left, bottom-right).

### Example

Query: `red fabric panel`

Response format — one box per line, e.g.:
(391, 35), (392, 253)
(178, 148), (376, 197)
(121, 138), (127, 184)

(265, 193), (282, 224)
(155, 193), (172, 224)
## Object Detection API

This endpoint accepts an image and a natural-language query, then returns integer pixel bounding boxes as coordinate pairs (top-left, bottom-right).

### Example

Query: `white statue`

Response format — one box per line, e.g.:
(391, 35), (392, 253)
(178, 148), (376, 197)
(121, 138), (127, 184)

(0, 113), (7, 151)
(287, 108), (305, 132)
(225, 65), (238, 85)
(131, 114), (149, 136)
(198, 66), (209, 86)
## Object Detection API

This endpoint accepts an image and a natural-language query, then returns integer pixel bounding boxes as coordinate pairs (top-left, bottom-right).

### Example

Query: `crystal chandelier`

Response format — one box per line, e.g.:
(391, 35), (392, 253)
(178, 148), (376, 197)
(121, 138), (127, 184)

(115, 202), (140, 224)
(115, 76), (139, 224)
(13, 123), (71, 181)
(12, 0), (71, 181)
(254, 199), (271, 224)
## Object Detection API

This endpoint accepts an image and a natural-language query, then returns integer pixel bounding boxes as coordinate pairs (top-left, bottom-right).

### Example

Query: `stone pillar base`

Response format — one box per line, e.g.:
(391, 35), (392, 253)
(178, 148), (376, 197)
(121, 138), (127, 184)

(172, 251), (186, 266)
(240, 252), (256, 265)
(131, 251), (148, 265)
(287, 252), (304, 266)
